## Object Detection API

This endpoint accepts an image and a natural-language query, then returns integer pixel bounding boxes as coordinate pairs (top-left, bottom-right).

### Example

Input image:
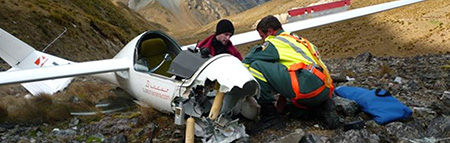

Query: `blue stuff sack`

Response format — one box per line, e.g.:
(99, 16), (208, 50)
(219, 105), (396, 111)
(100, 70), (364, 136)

(334, 86), (412, 125)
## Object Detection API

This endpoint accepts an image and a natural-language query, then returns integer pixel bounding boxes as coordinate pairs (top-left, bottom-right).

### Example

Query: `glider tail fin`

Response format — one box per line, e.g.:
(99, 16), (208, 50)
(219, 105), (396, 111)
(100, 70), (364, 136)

(0, 28), (36, 67)
(0, 28), (74, 95)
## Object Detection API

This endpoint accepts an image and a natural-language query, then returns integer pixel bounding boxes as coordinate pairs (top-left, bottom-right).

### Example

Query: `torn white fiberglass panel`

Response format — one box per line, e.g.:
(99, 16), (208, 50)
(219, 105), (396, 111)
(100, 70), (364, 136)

(194, 54), (258, 93)
(194, 54), (260, 120)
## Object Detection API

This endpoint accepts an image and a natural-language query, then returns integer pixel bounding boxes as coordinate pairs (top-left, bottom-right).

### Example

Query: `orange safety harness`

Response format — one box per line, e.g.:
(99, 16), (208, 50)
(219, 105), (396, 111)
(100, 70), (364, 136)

(280, 33), (334, 109)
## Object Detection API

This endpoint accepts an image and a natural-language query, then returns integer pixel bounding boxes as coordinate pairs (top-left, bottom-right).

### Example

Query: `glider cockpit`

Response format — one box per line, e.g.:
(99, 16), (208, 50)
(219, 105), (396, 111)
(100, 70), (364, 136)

(134, 31), (180, 77)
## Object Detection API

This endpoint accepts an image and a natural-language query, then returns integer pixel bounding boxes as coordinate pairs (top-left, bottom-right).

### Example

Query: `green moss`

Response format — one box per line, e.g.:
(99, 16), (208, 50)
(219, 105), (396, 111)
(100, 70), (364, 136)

(87, 136), (103, 143)
(29, 130), (38, 137)
(79, 113), (104, 123)
(430, 20), (442, 25)
(114, 112), (142, 119)
(75, 135), (86, 141)
(441, 65), (450, 70)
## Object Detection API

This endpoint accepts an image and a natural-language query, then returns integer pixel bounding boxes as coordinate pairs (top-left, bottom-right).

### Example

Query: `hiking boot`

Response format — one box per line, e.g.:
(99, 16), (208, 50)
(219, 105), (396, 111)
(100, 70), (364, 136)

(319, 99), (340, 129)
(246, 103), (286, 135)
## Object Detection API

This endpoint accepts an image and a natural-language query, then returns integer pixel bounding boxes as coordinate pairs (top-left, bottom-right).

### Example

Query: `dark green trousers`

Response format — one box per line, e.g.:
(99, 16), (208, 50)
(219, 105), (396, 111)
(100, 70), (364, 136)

(249, 60), (330, 108)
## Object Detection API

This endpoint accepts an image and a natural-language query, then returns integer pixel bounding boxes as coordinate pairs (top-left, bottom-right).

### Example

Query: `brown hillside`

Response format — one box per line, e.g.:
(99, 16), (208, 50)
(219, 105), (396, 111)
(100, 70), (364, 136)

(136, 0), (204, 34)
(173, 0), (450, 59)
(300, 0), (450, 59)
(132, 0), (270, 34)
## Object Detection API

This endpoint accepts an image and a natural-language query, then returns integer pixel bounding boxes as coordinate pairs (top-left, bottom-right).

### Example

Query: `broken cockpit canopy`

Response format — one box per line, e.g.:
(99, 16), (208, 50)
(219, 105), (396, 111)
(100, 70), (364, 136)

(168, 50), (208, 79)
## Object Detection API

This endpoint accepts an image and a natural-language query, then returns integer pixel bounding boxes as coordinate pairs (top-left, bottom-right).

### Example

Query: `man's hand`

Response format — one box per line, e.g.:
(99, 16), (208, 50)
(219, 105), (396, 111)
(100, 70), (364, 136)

(200, 48), (211, 58)
(188, 46), (198, 53)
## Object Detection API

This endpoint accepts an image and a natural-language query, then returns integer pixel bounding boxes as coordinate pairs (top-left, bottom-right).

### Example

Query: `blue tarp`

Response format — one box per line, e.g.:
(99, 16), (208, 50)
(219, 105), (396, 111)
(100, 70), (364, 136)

(335, 86), (412, 125)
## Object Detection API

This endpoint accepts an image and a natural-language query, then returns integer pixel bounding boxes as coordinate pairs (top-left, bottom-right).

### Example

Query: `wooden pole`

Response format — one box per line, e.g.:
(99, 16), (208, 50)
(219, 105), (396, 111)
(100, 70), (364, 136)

(208, 82), (225, 120)
(185, 117), (195, 143)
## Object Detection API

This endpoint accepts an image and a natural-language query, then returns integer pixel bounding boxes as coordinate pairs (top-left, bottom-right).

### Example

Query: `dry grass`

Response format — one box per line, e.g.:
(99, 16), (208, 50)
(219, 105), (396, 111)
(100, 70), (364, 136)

(137, 105), (160, 126)
(378, 64), (393, 77)
(0, 103), (7, 122)
(344, 69), (357, 78)
(0, 80), (118, 124)
(57, 81), (116, 105)
(0, 84), (28, 96)
(0, 94), (71, 124)
(136, 105), (174, 130)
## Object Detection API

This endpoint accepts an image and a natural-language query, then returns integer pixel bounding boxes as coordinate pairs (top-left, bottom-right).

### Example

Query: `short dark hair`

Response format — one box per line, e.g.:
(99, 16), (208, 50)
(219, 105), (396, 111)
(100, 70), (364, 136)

(256, 15), (282, 33)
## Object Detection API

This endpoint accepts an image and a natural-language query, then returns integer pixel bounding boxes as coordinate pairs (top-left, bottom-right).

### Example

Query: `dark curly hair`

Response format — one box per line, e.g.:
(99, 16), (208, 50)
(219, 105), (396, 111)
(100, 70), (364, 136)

(256, 15), (282, 33)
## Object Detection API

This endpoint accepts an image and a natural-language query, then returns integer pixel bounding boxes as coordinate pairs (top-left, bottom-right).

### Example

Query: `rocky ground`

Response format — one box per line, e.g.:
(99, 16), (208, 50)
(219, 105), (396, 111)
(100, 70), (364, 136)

(248, 53), (450, 143)
(1, 53), (449, 143)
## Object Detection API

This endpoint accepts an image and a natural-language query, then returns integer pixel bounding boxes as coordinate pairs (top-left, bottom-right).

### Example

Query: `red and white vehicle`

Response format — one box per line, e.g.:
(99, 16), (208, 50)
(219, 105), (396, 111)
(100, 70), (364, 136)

(288, 0), (351, 22)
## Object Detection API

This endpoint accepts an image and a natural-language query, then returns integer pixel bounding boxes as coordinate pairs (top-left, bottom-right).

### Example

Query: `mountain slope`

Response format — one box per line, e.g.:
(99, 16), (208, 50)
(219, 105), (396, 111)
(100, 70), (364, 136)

(128, 0), (270, 33)
(1, 0), (447, 67)
(0, 0), (165, 70)
(175, 0), (450, 59)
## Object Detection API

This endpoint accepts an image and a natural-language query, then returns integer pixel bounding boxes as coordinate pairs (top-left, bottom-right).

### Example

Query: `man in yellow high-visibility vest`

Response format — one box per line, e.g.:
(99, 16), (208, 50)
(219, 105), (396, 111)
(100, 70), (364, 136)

(243, 15), (339, 134)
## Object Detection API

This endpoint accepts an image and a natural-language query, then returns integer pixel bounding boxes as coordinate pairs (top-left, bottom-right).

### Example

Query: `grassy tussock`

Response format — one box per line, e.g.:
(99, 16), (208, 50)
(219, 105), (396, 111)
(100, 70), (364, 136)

(0, 94), (71, 124)
(378, 65), (393, 77)
(138, 105), (173, 128)
(0, 103), (7, 122)
(0, 84), (28, 96)
(137, 105), (159, 126)
(0, 80), (116, 124)
(60, 81), (115, 106)
(344, 69), (356, 78)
